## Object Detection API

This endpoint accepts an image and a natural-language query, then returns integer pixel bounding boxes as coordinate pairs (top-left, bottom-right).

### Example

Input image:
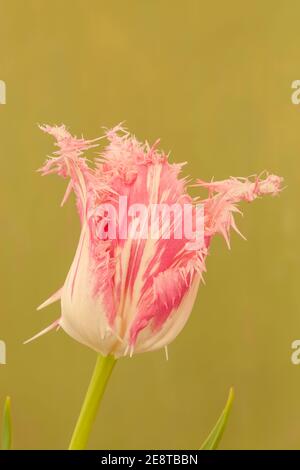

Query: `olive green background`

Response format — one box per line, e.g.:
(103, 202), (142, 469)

(0, 0), (298, 449)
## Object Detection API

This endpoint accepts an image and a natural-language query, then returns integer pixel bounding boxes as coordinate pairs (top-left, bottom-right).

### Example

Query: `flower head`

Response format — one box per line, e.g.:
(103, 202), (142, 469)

(28, 124), (282, 357)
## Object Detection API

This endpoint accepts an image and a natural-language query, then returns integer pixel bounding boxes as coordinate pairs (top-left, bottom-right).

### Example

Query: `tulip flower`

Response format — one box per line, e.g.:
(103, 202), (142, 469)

(29, 124), (282, 449)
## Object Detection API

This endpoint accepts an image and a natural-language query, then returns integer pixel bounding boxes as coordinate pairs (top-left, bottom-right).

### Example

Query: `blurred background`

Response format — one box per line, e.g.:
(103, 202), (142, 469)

(0, 0), (298, 450)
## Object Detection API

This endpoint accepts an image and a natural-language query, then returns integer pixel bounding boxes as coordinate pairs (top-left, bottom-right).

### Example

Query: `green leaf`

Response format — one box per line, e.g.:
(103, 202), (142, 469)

(2, 396), (12, 450)
(200, 387), (234, 450)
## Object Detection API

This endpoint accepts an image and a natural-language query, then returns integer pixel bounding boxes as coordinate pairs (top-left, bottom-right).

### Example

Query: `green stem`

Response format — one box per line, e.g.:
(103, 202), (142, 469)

(69, 354), (116, 450)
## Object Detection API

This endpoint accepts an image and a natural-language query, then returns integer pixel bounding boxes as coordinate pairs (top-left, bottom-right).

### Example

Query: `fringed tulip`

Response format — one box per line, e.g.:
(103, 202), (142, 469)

(28, 124), (282, 358)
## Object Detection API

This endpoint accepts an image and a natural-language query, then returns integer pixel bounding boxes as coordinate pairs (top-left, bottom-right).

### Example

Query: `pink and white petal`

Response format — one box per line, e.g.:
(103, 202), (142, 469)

(131, 274), (201, 355)
(37, 287), (63, 311)
(24, 318), (61, 344)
